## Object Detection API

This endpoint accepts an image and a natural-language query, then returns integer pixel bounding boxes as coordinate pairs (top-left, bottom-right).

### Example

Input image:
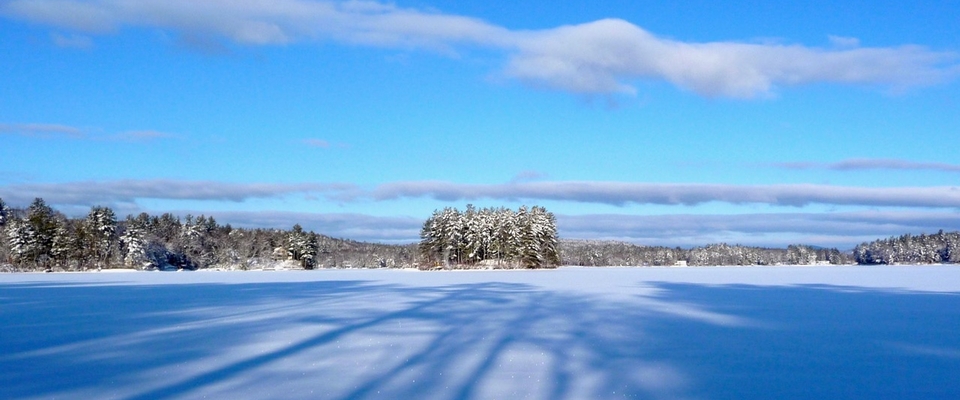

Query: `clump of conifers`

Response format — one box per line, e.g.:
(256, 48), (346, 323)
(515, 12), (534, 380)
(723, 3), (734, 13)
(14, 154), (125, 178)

(418, 205), (560, 269)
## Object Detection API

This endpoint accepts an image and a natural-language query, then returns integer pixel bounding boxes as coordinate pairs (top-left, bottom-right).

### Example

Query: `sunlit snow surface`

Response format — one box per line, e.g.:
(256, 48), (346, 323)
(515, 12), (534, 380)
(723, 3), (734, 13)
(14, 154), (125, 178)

(3, 266), (960, 399)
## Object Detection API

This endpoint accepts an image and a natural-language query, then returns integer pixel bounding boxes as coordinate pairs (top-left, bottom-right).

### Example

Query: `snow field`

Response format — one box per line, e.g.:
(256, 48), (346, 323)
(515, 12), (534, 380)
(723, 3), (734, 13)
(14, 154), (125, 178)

(2, 266), (960, 399)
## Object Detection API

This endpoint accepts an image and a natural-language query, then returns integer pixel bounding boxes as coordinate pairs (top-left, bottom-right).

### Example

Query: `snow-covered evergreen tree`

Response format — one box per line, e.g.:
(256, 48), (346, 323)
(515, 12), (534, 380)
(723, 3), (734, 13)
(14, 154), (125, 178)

(25, 198), (60, 268)
(530, 206), (561, 266)
(418, 211), (444, 267)
(517, 206), (541, 268)
(50, 218), (78, 269)
(120, 214), (150, 269)
(300, 232), (319, 269)
(286, 224), (318, 268)
(6, 218), (32, 266)
(86, 206), (117, 268)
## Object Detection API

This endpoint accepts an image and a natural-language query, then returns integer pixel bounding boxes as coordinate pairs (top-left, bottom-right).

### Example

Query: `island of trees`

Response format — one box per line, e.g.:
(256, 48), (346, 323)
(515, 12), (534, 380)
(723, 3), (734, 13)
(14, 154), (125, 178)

(1, 196), (959, 272)
(418, 205), (561, 269)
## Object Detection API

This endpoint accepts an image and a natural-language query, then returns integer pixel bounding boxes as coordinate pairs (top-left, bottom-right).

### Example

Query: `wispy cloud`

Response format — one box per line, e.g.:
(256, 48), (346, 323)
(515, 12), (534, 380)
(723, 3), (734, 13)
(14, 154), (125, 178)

(0, 123), (85, 138)
(302, 138), (330, 148)
(301, 138), (349, 149)
(0, 122), (177, 142)
(370, 180), (960, 208)
(111, 130), (178, 142)
(775, 158), (960, 173)
(2, 0), (956, 98)
(50, 32), (93, 49)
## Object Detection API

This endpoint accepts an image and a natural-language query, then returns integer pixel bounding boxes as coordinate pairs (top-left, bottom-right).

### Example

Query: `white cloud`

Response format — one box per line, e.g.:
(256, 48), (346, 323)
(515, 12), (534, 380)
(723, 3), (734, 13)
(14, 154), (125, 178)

(510, 19), (958, 97)
(2, 0), (956, 98)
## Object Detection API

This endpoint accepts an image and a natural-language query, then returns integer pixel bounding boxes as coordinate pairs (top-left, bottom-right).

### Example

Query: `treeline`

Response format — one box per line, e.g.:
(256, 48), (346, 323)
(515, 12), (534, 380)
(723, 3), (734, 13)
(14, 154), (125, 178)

(0, 197), (417, 272)
(418, 205), (560, 269)
(4, 197), (960, 272)
(561, 240), (850, 266)
(854, 230), (960, 265)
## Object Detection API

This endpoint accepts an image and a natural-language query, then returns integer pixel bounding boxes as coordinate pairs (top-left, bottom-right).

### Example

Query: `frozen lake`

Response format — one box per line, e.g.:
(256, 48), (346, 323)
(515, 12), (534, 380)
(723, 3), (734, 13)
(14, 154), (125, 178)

(2, 266), (960, 399)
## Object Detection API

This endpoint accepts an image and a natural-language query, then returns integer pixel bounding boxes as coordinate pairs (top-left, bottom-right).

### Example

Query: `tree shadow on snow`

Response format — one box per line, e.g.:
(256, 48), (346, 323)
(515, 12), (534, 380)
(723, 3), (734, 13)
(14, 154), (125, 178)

(1, 278), (959, 399)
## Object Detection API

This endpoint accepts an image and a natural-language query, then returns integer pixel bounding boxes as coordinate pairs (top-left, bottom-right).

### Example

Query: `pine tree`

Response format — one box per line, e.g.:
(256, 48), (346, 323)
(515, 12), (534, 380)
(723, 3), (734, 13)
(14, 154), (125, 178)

(463, 204), (481, 263)
(516, 206), (542, 268)
(441, 207), (463, 265)
(120, 214), (150, 269)
(50, 219), (73, 268)
(86, 206), (117, 269)
(286, 224), (309, 262)
(418, 211), (443, 266)
(531, 206), (561, 266)
(301, 232), (319, 269)
(6, 218), (32, 267)
(26, 198), (60, 268)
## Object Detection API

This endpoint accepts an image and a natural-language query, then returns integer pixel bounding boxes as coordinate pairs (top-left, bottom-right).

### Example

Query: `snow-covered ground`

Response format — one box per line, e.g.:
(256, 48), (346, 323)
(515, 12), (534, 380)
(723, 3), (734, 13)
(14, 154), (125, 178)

(2, 266), (959, 399)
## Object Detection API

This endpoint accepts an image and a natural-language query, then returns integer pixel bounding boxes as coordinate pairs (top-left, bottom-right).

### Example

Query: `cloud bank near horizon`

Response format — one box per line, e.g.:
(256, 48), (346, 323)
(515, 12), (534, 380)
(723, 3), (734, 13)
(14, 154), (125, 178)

(369, 181), (960, 208)
(3, 0), (957, 97)
(556, 211), (960, 248)
(0, 180), (357, 207)
(3, 179), (960, 210)
(82, 209), (960, 249)
(3, 179), (959, 248)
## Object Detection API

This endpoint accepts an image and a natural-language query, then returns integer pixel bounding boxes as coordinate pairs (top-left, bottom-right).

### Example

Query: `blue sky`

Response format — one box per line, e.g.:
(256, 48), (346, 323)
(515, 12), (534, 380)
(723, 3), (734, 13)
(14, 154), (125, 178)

(1, 0), (959, 248)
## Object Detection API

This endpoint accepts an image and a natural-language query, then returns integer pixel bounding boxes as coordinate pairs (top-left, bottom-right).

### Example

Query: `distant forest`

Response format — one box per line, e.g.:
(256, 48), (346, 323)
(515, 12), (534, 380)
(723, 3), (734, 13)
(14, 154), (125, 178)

(1, 197), (957, 272)
(0, 198), (414, 272)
